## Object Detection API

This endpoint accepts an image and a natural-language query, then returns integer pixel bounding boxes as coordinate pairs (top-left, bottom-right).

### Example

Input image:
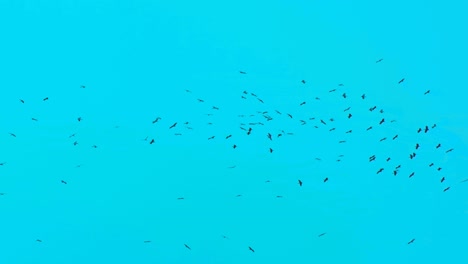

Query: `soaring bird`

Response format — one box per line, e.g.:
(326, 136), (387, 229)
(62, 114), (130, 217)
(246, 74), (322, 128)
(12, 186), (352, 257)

(342, 93), (347, 98)
(409, 172), (415, 178)
(424, 90), (430, 95)
(443, 187), (450, 192)
(436, 143), (441, 148)
(446, 148), (454, 153)
(318, 232), (327, 237)
(441, 177), (445, 183)
(150, 139), (155, 144)
(43, 97), (49, 101)
(248, 247), (255, 253)
(377, 168), (384, 174)
(323, 177), (328, 183)
(361, 94), (366, 99)
(398, 78), (405, 84)
(379, 118), (385, 125)
(376, 58), (383, 63)
(239, 71), (247, 74)
(152, 117), (161, 123)
(392, 135), (398, 140)
(184, 244), (191, 250)
(298, 180), (303, 186)
(61, 180), (67, 184)
(169, 123), (177, 129)
(20, 99), (25, 103)
(269, 148), (273, 153)
(416, 143), (420, 149)
(407, 239), (415, 244)
(301, 80), (306, 84)
(226, 135), (232, 139)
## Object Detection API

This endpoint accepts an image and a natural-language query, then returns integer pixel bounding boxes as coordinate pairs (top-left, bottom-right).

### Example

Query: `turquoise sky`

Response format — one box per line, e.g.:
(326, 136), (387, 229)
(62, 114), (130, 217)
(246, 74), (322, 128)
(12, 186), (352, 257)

(1, 1), (467, 263)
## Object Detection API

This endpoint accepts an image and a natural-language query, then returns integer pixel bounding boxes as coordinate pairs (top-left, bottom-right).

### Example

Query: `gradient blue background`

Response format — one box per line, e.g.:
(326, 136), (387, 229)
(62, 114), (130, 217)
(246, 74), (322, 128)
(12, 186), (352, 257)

(0, 1), (467, 263)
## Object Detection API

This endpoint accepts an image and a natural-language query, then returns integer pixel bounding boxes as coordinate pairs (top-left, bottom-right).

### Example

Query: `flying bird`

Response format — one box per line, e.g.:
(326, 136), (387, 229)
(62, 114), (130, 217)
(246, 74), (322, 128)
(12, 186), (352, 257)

(248, 247), (255, 253)
(398, 78), (405, 84)
(407, 239), (415, 245)
(20, 99), (25, 103)
(323, 177), (328, 183)
(298, 180), (303, 186)
(301, 80), (306, 84)
(318, 233), (327, 237)
(441, 177), (445, 183)
(149, 139), (155, 144)
(376, 58), (383, 63)
(152, 117), (161, 123)
(43, 97), (49, 101)
(445, 148), (454, 153)
(169, 123), (177, 129)
(443, 187), (450, 192)
(424, 90), (430, 95)
(184, 244), (191, 250)
(239, 71), (247, 74)
(61, 180), (67, 184)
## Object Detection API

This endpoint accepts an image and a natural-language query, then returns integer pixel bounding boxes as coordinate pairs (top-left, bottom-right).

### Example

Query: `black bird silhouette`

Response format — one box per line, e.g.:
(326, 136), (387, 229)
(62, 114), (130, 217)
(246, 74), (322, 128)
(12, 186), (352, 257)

(417, 128), (422, 133)
(393, 170), (398, 176)
(152, 117), (161, 123)
(184, 244), (191, 250)
(301, 80), (306, 84)
(150, 139), (155, 144)
(9, 133), (16, 137)
(348, 113), (352, 119)
(370, 106), (377, 111)
(361, 94), (366, 99)
(329, 89), (336, 92)
(445, 148), (454, 153)
(424, 126), (429, 133)
(392, 135), (398, 140)
(424, 90), (430, 95)
(432, 124), (437, 128)
(20, 99), (25, 103)
(379, 118), (385, 125)
(61, 180), (67, 184)
(197, 99), (204, 102)
(346, 130), (352, 133)
(73, 141), (78, 146)
(409, 172), (415, 178)
(36, 239), (42, 242)
(366, 126), (373, 131)
(226, 135), (232, 139)
(415, 143), (419, 149)
(407, 239), (415, 244)
(318, 232), (327, 237)
(31, 118), (38, 121)
(212, 106), (219, 110)
(267, 133), (272, 140)
(320, 119), (327, 125)
(144, 240), (151, 243)
(239, 71), (247, 74)
(233, 144), (237, 149)
(441, 177), (445, 183)
(436, 143), (441, 148)
(248, 247), (255, 253)
(323, 177), (328, 183)
(208, 136), (215, 140)
(386, 157), (391, 162)
(177, 197), (185, 200)
(80, 85), (85, 88)
(344, 107), (351, 112)
(379, 137), (387, 142)
(43, 97), (49, 101)
(269, 148), (273, 153)
(342, 93), (347, 98)
(338, 84), (344, 86)
(437, 167), (442, 171)
(429, 163), (434, 167)
(377, 168), (384, 174)
(287, 113), (293, 118)
(169, 123), (177, 129)
(300, 101), (306, 106)
(298, 180), (302, 186)
(398, 78), (405, 84)
(443, 187), (450, 192)
(376, 58), (383, 63)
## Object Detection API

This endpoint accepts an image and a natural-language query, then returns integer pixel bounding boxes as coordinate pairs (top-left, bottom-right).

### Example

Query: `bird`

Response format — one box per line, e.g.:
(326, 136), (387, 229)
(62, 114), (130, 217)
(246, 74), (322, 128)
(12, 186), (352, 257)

(318, 233), (327, 237)
(361, 94), (366, 99)
(415, 143), (420, 149)
(43, 97), (49, 101)
(177, 197), (185, 200)
(424, 90), (430, 95)
(169, 123), (177, 129)
(207, 136), (215, 140)
(407, 239), (415, 244)
(269, 148), (273, 153)
(80, 85), (85, 88)
(376, 58), (383, 63)
(342, 93), (347, 98)
(298, 180), (303, 186)
(398, 78), (405, 84)
(424, 126), (429, 133)
(149, 139), (155, 144)
(443, 187), (450, 192)
(348, 113), (352, 119)
(9, 133), (16, 137)
(143, 241), (151, 243)
(445, 148), (454, 153)
(226, 135), (232, 139)
(184, 244), (191, 250)
(212, 106), (219, 110)
(248, 246), (255, 253)
(31, 118), (38, 121)
(61, 180), (67, 184)
(366, 126), (373, 131)
(301, 80), (306, 84)
(436, 143), (441, 148)
(36, 239), (42, 242)
(239, 71), (247, 74)
(377, 168), (384, 174)
(77, 117), (82, 122)
(441, 177), (445, 183)
(323, 177), (328, 183)
(267, 133), (272, 140)
(232, 144), (237, 149)
(379, 118), (385, 125)
(392, 135), (398, 140)
(417, 128), (422, 133)
(300, 101), (306, 106)
(152, 117), (161, 123)
(409, 172), (415, 178)
(20, 99), (25, 103)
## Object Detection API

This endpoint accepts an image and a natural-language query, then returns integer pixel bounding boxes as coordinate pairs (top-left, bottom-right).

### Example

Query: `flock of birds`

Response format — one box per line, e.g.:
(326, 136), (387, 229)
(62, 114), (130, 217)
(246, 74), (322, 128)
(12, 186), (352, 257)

(1, 57), (465, 254)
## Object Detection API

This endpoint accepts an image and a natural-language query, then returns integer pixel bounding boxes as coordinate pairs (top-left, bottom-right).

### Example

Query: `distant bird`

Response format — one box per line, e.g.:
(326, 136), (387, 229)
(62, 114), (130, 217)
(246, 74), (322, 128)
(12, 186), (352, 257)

(393, 170), (398, 176)
(152, 117), (161, 123)
(226, 135), (232, 139)
(441, 177), (445, 183)
(417, 128), (422, 133)
(318, 233), (327, 237)
(43, 97), (49, 101)
(432, 124), (437, 129)
(443, 187), (450, 192)
(184, 244), (191, 250)
(338, 84), (344, 86)
(92, 145), (97, 148)
(379, 118), (385, 125)
(177, 197), (184, 200)
(267, 133), (272, 140)
(370, 106), (377, 111)
(407, 239), (415, 245)
(398, 78), (405, 84)
(169, 123), (177, 129)
(424, 90), (430, 95)
(429, 163), (434, 167)
(248, 247), (255, 253)
(424, 126), (429, 133)
(0, 162), (6, 166)
(379, 137), (387, 142)
(20, 99), (25, 103)
(61, 180), (67, 184)
(436, 143), (441, 148)
(144, 241), (151, 243)
(9, 133), (16, 137)
(298, 180), (303, 186)
(416, 143), (420, 149)
(437, 167), (442, 171)
(301, 80), (306, 84)
(212, 106), (219, 110)
(31, 118), (38, 121)
(346, 130), (352, 133)
(323, 177), (328, 183)
(386, 157), (391, 162)
(208, 136), (215, 140)
(233, 144), (237, 149)
(361, 94), (366, 99)
(300, 101), (306, 106)
(80, 85), (85, 88)
(348, 113), (352, 119)
(376, 58), (383, 63)
(197, 99), (204, 102)
(269, 148), (273, 153)
(36, 239), (42, 242)
(329, 89), (336, 92)
(409, 172), (415, 178)
(287, 113), (293, 118)
(445, 148), (454, 153)
(239, 71), (247, 74)
(149, 139), (155, 144)
(342, 93), (347, 98)
(367, 126), (373, 131)
(77, 117), (82, 122)
(392, 135), (398, 140)
(320, 119), (327, 125)
(73, 141), (78, 146)
(377, 168), (384, 174)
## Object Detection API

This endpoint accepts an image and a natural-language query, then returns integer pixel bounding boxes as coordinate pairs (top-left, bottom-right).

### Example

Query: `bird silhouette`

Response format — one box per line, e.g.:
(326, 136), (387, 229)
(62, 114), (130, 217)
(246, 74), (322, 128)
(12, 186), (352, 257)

(184, 244), (191, 250)
(398, 78), (405, 84)
(298, 180), (303, 186)
(407, 238), (415, 244)
(248, 246), (255, 253)
(169, 123), (177, 129)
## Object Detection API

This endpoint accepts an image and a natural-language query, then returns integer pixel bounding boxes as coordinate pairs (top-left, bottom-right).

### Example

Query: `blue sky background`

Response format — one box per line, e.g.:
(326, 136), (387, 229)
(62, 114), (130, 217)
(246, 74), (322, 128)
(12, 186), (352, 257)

(0, 0), (467, 263)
